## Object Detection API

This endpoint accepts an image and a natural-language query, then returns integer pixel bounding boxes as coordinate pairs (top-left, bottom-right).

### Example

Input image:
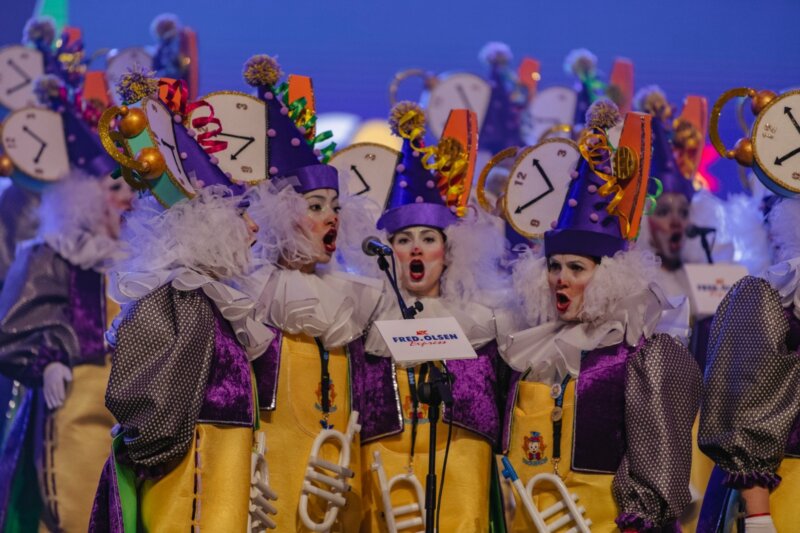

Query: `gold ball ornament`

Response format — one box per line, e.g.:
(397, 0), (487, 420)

(118, 108), (147, 139)
(750, 90), (777, 115)
(730, 138), (754, 167)
(0, 154), (14, 177)
(135, 147), (166, 180)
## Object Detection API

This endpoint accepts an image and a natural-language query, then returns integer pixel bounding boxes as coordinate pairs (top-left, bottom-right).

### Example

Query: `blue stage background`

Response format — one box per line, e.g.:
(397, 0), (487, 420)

(2, 0), (798, 195)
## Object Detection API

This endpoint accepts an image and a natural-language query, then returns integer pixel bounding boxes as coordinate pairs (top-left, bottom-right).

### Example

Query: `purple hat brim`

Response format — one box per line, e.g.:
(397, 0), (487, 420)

(377, 203), (456, 234)
(289, 164), (339, 194)
(544, 228), (627, 258)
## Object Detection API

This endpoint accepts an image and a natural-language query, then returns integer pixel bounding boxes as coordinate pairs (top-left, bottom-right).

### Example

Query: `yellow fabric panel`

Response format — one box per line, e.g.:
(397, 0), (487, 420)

(503, 380), (618, 532)
(140, 424), (252, 532)
(359, 365), (492, 533)
(259, 332), (362, 532)
(769, 459), (800, 532)
(37, 361), (115, 532)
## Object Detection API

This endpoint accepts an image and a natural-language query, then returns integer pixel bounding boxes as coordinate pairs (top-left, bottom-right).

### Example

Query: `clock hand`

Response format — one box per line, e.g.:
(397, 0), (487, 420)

(160, 139), (182, 170)
(7, 59), (31, 83)
(350, 165), (370, 195)
(218, 133), (256, 160)
(6, 79), (31, 95)
(33, 143), (46, 164)
(784, 107), (800, 135)
(514, 159), (556, 214)
(774, 146), (800, 166)
(456, 85), (474, 111)
(22, 125), (46, 145)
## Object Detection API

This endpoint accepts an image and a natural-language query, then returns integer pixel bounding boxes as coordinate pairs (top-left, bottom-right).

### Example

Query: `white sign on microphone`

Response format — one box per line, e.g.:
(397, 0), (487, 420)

(684, 263), (748, 318)
(373, 317), (478, 365)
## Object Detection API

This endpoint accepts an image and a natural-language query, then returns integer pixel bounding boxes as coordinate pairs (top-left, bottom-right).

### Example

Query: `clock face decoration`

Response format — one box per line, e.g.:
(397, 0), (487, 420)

(751, 90), (800, 195)
(504, 138), (580, 238)
(1, 107), (70, 182)
(188, 91), (266, 184)
(0, 45), (45, 110)
(329, 142), (400, 211)
(524, 86), (577, 144)
(106, 47), (153, 105)
(423, 73), (491, 140)
(143, 98), (196, 196)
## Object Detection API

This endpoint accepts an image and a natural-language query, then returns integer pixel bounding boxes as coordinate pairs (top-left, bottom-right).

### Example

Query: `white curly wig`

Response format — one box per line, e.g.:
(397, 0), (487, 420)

(38, 171), (121, 270)
(114, 186), (252, 280)
(512, 246), (661, 327)
(768, 196), (800, 264)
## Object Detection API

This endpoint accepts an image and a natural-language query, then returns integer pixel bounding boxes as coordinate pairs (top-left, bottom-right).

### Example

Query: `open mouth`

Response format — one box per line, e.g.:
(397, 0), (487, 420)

(668, 232), (683, 253)
(555, 292), (571, 314)
(323, 229), (337, 254)
(409, 259), (425, 281)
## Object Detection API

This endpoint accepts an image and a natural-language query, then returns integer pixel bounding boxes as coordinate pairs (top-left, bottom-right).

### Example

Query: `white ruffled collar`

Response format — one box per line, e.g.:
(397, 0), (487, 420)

(502, 283), (689, 385)
(763, 256), (800, 320)
(364, 295), (503, 362)
(110, 267), (275, 360)
(248, 266), (384, 349)
(42, 230), (123, 272)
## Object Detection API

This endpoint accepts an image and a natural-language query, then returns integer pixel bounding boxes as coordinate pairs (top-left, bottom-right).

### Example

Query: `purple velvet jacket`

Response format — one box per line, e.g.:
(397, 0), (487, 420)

(0, 241), (109, 530)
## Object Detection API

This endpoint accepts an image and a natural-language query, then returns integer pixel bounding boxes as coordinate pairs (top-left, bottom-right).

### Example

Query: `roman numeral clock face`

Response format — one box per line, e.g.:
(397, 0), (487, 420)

(0, 45), (45, 110)
(423, 73), (491, 140)
(504, 138), (580, 238)
(752, 90), (800, 195)
(1, 107), (70, 182)
(329, 142), (401, 213)
(188, 91), (266, 184)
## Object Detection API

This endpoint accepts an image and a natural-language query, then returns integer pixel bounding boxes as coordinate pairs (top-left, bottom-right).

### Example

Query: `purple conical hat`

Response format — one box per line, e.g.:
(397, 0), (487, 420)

(34, 74), (116, 176)
(544, 99), (631, 258)
(242, 55), (338, 194)
(478, 42), (524, 154)
(377, 102), (456, 233)
(635, 86), (695, 200)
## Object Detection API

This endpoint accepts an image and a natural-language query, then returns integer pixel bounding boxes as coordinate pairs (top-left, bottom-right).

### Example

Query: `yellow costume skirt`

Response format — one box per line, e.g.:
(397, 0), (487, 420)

(37, 360), (115, 533)
(360, 365), (492, 533)
(140, 424), (252, 532)
(503, 380), (618, 532)
(259, 332), (362, 533)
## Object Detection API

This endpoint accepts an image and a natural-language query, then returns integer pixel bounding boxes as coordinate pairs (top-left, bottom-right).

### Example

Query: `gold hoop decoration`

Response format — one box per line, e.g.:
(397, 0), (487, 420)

(536, 123), (573, 143)
(388, 69), (436, 106)
(476, 146), (519, 213)
(709, 87), (755, 159)
(97, 106), (151, 190)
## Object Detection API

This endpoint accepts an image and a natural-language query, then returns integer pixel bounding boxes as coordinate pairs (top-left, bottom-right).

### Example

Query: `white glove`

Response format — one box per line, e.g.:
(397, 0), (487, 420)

(745, 515), (777, 533)
(43, 362), (72, 410)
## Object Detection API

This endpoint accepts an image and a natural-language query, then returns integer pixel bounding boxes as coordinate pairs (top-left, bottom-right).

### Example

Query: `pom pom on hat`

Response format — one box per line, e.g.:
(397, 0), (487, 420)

(478, 42), (513, 67)
(23, 17), (56, 47)
(116, 66), (159, 105)
(634, 85), (671, 119)
(243, 54), (282, 88)
(389, 101), (426, 139)
(586, 98), (621, 130)
(564, 48), (597, 78)
(150, 13), (181, 41)
(33, 74), (64, 106)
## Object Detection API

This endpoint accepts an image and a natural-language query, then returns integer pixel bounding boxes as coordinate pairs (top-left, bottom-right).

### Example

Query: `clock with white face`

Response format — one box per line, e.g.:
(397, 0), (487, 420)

(0, 45), (45, 110)
(751, 90), (800, 195)
(188, 91), (266, 184)
(524, 86), (577, 144)
(143, 97), (196, 196)
(329, 142), (400, 212)
(423, 73), (491, 140)
(504, 138), (580, 238)
(1, 107), (69, 182)
(106, 47), (153, 105)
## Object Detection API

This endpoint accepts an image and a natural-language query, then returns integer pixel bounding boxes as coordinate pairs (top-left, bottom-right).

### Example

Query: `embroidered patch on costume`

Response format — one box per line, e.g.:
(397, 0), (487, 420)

(314, 380), (338, 413)
(403, 394), (429, 425)
(522, 431), (548, 466)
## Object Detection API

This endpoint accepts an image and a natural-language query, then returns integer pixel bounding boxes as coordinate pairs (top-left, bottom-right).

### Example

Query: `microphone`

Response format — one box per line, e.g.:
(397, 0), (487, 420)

(362, 236), (393, 256)
(686, 225), (716, 238)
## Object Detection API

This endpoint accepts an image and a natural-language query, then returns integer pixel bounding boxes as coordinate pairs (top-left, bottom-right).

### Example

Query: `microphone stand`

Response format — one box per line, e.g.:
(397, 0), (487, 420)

(699, 232), (714, 265)
(372, 250), (452, 533)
